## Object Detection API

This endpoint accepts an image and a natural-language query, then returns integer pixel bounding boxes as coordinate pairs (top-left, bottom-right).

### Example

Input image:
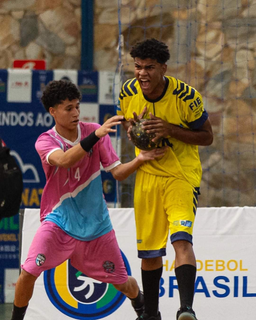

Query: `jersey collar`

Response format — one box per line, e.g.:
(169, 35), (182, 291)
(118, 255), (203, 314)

(143, 76), (169, 103)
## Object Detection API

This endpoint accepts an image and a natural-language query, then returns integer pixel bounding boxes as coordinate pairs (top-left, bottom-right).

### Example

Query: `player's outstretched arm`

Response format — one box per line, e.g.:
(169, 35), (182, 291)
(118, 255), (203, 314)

(110, 147), (167, 181)
(95, 115), (125, 137)
(48, 115), (125, 168)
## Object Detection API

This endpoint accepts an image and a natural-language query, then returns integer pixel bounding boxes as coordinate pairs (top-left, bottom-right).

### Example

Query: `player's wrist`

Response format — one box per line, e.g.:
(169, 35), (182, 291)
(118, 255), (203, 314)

(80, 131), (100, 152)
(136, 152), (145, 163)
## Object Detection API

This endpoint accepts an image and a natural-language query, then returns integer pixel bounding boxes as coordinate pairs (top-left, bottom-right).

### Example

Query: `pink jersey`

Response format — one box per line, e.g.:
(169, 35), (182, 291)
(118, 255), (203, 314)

(35, 122), (121, 241)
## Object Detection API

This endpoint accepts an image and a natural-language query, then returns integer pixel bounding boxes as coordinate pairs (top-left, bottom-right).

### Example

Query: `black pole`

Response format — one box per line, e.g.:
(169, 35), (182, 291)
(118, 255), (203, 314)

(81, 0), (94, 71)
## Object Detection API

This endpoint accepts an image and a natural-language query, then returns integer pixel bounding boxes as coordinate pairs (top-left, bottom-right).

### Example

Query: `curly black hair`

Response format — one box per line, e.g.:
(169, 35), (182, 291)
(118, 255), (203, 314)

(41, 80), (82, 112)
(130, 38), (170, 64)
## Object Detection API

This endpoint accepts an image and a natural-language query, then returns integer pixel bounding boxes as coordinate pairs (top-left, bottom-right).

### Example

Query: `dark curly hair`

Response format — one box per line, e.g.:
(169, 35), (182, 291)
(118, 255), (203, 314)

(41, 80), (82, 112)
(130, 38), (170, 64)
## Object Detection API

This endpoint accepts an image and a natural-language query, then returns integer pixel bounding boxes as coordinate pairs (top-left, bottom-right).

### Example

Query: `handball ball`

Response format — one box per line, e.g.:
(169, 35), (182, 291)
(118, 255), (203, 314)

(130, 119), (161, 150)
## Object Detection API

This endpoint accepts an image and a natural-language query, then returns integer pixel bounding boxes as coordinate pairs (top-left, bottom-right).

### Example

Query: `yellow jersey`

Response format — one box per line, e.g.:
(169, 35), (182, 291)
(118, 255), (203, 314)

(117, 76), (208, 187)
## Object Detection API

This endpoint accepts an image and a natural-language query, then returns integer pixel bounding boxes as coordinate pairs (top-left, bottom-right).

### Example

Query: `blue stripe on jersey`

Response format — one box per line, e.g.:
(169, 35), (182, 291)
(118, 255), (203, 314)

(183, 88), (195, 102)
(193, 187), (199, 215)
(188, 110), (208, 129)
(173, 81), (196, 102)
(124, 81), (133, 96)
(49, 133), (64, 150)
(179, 84), (189, 99)
(119, 88), (127, 100)
(173, 82), (184, 95)
(45, 175), (112, 241)
(129, 78), (138, 94)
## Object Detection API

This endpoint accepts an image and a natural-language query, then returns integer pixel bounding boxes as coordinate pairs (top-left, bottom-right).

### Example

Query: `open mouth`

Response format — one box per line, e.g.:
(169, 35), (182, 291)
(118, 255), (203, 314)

(140, 79), (150, 90)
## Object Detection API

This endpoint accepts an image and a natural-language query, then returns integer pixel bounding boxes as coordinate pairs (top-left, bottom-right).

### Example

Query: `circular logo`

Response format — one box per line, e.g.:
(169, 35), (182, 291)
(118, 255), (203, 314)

(103, 180), (114, 194)
(44, 251), (131, 319)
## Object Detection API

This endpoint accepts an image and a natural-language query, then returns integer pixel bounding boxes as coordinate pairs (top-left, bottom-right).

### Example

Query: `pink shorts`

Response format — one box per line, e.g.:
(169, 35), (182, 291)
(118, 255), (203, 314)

(21, 221), (128, 285)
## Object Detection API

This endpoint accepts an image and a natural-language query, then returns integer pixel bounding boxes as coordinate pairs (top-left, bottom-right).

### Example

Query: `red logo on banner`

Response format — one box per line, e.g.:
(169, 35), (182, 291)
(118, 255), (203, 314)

(13, 60), (46, 70)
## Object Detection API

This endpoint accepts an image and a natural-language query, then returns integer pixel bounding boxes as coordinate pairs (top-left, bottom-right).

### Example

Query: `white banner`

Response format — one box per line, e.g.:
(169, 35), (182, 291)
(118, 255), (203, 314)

(53, 70), (78, 84)
(21, 207), (256, 320)
(7, 69), (32, 103)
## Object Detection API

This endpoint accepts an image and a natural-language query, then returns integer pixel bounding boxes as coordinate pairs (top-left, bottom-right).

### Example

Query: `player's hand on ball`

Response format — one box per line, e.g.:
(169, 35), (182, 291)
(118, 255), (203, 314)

(95, 115), (124, 138)
(138, 147), (167, 161)
(129, 118), (163, 150)
(132, 106), (147, 123)
(127, 106), (148, 141)
(141, 113), (171, 143)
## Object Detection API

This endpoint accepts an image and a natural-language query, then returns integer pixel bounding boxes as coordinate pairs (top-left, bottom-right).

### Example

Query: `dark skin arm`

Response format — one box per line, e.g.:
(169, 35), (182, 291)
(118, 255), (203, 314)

(142, 112), (213, 146)
(122, 107), (213, 146)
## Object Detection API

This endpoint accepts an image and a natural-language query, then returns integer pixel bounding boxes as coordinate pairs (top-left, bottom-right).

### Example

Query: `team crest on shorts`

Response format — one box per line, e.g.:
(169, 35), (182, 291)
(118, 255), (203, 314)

(103, 260), (115, 273)
(36, 254), (46, 266)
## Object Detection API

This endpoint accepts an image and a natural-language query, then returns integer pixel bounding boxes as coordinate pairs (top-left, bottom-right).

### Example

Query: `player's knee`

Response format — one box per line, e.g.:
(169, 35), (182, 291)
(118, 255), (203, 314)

(172, 239), (193, 253)
(20, 269), (38, 283)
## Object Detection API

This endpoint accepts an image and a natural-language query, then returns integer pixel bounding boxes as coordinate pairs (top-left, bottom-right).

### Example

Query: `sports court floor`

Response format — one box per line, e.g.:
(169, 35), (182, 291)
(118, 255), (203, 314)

(0, 303), (12, 320)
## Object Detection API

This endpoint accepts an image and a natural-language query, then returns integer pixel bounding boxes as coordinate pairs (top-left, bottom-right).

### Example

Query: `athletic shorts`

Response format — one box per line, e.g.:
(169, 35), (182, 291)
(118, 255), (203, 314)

(21, 221), (128, 284)
(134, 170), (199, 259)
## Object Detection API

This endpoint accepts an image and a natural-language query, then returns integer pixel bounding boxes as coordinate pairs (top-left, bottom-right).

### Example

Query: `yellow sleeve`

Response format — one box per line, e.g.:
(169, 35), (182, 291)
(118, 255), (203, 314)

(176, 79), (207, 129)
(117, 78), (137, 118)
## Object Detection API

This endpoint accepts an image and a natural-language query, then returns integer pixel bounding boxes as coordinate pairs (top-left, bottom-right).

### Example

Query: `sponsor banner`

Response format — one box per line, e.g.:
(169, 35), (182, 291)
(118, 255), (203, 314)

(101, 171), (117, 203)
(53, 69), (78, 85)
(99, 72), (119, 105)
(110, 136), (121, 156)
(7, 69), (32, 103)
(4, 268), (19, 303)
(99, 104), (116, 137)
(78, 71), (98, 103)
(32, 70), (53, 103)
(21, 207), (256, 320)
(0, 215), (20, 303)
(13, 60), (46, 70)
(0, 69), (7, 96)
(79, 103), (99, 124)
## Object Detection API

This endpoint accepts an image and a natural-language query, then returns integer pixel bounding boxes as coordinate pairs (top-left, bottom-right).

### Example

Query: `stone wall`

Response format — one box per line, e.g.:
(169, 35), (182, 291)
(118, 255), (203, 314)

(117, 0), (256, 207)
(0, 0), (81, 69)
(0, 0), (120, 70)
(1, 0), (256, 207)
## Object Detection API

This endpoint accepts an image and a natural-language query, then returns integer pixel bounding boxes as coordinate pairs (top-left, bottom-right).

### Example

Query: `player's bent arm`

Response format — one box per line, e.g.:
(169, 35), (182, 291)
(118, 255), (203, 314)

(48, 144), (87, 168)
(168, 119), (213, 146)
(110, 147), (167, 181)
(147, 117), (213, 146)
(48, 116), (125, 168)
(110, 157), (144, 181)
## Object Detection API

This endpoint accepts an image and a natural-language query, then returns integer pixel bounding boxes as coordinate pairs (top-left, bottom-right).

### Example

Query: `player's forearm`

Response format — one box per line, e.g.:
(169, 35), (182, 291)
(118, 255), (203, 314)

(167, 123), (213, 146)
(53, 144), (86, 168)
(111, 157), (143, 181)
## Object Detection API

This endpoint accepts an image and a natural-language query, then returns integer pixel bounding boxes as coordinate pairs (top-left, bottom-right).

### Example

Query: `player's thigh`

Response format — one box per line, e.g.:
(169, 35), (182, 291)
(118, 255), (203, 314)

(22, 221), (76, 277)
(71, 230), (128, 285)
(164, 178), (199, 243)
(134, 170), (169, 253)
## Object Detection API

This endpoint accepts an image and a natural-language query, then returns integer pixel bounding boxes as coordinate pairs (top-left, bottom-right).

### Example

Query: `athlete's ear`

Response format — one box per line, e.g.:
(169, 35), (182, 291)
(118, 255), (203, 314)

(162, 63), (167, 75)
(49, 107), (55, 118)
